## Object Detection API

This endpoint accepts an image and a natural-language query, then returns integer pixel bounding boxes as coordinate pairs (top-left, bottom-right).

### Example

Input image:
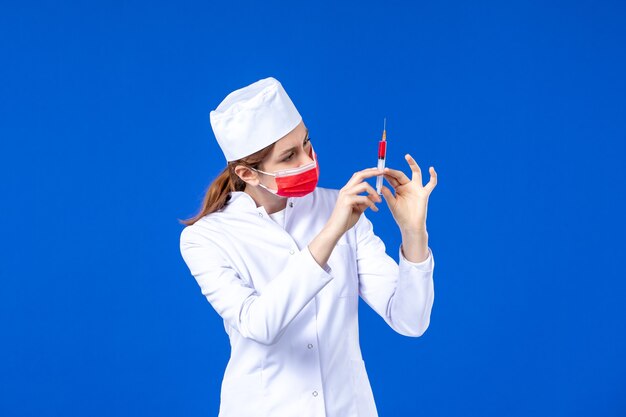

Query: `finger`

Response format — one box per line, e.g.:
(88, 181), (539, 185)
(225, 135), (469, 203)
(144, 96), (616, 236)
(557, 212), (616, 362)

(366, 193), (381, 206)
(380, 185), (396, 207)
(346, 167), (385, 187)
(383, 167), (410, 185)
(405, 154), (422, 185)
(424, 166), (438, 193)
(383, 173), (400, 189)
(346, 181), (380, 200)
(352, 195), (379, 212)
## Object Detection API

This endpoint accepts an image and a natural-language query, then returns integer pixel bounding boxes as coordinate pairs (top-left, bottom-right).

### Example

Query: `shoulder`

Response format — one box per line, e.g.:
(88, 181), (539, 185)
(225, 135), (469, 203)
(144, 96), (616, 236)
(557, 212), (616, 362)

(179, 223), (202, 249)
(179, 215), (221, 248)
(179, 220), (233, 267)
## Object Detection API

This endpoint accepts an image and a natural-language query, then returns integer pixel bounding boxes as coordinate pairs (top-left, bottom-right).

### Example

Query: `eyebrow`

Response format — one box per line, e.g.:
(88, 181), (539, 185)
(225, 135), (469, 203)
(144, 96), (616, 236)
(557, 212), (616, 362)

(276, 129), (310, 159)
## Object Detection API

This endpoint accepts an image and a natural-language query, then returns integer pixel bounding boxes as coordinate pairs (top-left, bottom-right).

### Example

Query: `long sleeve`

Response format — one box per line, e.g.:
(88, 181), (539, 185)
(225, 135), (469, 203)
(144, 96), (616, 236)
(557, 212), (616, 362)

(354, 213), (435, 337)
(180, 226), (334, 345)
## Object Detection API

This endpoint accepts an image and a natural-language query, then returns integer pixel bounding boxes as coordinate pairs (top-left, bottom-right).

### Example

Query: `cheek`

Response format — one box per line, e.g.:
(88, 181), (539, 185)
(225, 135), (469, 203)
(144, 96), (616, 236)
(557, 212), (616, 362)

(258, 170), (278, 188)
(266, 177), (278, 188)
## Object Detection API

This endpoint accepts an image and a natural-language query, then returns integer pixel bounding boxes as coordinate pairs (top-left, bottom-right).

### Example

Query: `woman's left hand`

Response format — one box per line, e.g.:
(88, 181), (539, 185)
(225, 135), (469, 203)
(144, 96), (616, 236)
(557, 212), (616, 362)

(381, 154), (437, 233)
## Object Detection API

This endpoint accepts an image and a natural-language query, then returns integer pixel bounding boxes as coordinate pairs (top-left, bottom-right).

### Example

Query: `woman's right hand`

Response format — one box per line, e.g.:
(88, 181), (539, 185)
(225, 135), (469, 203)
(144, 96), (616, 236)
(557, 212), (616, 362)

(307, 168), (383, 269)
(324, 167), (384, 239)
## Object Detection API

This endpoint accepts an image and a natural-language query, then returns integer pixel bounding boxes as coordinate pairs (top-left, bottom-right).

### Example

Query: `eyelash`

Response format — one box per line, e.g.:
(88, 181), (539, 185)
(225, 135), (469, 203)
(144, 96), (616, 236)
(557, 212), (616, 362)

(283, 138), (311, 162)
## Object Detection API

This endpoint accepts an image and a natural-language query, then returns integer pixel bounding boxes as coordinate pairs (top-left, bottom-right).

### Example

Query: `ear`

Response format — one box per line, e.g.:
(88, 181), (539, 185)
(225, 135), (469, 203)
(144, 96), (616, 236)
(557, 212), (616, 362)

(234, 165), (260, 186)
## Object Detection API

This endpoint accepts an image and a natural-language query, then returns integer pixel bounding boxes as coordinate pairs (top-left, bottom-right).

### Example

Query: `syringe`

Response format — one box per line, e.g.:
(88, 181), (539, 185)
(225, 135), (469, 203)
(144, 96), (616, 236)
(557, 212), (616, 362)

(376, 118), (387, 195)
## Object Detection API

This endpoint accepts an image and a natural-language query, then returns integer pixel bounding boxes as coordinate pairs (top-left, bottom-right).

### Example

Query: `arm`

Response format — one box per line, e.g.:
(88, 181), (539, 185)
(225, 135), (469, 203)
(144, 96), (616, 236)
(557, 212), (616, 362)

(180, 227), (333, 345)
(307, 225), (341, 269)
(355, 213), (435, 337)
(357, 154), (437, 336)
(400, 229), (430, 263)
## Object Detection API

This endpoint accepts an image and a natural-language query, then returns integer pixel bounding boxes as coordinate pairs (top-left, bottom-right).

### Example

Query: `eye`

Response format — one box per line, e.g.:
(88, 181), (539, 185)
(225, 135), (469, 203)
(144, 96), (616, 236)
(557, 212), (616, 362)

(283, 152), (294, 162)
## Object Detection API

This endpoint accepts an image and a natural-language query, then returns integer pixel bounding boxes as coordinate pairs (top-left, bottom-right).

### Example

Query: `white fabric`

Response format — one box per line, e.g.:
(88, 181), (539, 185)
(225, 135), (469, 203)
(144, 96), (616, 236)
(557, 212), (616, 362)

(179, 187), (435, 417)
(210, 77), (302, 162)
(268, 208), (286, 228)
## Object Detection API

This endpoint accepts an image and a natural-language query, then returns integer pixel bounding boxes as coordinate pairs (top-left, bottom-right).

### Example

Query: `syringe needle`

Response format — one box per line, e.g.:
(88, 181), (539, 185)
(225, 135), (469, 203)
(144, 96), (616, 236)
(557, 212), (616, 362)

(382, 118), (387, 141)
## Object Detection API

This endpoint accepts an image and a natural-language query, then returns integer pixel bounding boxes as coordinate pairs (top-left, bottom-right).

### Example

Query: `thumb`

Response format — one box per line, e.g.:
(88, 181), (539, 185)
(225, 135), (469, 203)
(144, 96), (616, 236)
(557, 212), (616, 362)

(381, 185), (396, 207)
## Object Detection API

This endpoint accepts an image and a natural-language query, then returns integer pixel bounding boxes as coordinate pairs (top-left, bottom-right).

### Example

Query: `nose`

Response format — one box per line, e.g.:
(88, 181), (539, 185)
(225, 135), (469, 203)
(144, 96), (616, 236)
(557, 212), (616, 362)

(301, 154), (314, 165)
(300, 146), (315, 165)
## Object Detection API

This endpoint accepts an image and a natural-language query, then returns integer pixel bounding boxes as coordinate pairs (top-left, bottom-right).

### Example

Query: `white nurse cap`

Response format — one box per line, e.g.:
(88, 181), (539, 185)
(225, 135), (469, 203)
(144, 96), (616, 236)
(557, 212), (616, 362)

(209, 77), (302, 162)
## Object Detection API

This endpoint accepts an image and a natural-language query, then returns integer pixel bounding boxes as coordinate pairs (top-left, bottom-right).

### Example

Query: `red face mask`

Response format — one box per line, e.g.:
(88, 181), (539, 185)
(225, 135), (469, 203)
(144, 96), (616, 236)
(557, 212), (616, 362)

(254, 146), (319, 197)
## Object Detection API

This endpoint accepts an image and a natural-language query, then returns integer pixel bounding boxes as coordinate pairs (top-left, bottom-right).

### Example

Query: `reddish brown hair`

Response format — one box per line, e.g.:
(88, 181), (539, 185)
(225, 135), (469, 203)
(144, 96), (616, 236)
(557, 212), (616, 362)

(178, 142), (277, 226)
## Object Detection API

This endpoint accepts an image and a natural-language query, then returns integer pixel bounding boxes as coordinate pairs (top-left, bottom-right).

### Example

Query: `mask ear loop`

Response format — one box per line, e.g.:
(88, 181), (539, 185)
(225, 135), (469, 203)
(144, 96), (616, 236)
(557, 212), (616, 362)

(251, 166), (276, 177)
(257, 182), (279, 195)
(248, 166), (280, 195)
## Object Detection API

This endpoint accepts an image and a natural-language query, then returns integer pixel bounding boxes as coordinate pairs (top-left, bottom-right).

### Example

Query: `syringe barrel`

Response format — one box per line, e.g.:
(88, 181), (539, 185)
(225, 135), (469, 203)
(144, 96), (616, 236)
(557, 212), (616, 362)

(376, 158), (385, 195)
(378, 141), (387, 159)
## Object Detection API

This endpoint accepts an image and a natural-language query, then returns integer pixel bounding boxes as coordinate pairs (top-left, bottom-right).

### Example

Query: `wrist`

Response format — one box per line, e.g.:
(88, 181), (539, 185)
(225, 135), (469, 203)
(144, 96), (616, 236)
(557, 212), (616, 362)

(400, 228), (428, 239)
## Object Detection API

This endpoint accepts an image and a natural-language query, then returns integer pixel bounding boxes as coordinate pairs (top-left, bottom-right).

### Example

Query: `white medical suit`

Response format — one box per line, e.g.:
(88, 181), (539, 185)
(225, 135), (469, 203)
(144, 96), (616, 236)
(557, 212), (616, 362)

(179, 187), (435, 417)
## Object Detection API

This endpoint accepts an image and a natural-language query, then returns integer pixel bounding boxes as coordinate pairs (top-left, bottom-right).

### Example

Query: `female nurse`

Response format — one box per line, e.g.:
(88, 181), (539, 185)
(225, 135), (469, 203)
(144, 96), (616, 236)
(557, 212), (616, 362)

(179, 77), (437, 417)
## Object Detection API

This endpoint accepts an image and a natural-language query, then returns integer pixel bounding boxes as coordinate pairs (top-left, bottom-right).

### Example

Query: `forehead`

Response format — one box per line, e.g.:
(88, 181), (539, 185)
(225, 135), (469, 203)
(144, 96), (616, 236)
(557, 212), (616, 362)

(273, 124), (308, 152)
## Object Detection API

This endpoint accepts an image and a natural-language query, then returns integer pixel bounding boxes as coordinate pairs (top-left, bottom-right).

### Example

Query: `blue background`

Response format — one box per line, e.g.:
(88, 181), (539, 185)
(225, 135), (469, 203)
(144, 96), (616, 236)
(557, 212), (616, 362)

(1, 1), (625, 416)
